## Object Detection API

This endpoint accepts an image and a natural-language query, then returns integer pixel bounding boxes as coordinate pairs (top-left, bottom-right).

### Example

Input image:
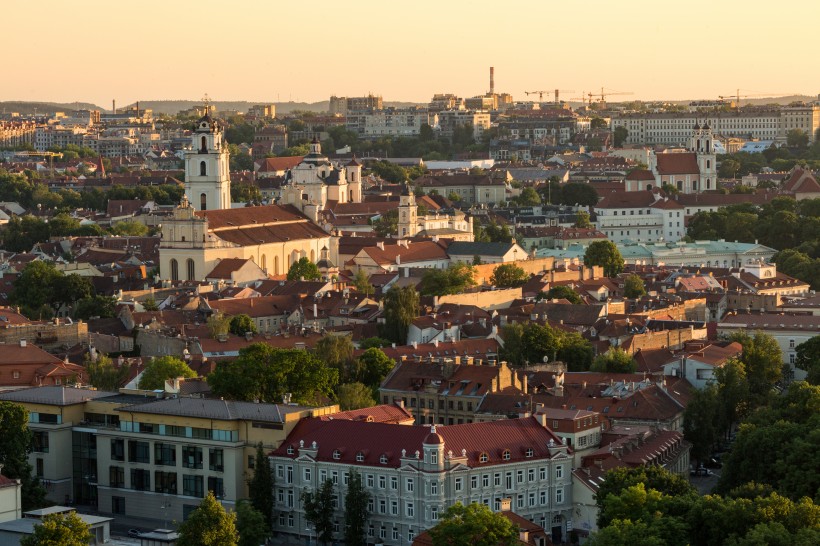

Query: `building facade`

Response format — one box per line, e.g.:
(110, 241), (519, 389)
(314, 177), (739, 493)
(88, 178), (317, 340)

(184, 115), (231, 212)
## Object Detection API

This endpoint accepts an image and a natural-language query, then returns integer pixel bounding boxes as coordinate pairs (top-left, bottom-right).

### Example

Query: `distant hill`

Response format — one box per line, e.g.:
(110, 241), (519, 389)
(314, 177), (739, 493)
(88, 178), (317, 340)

(121, 100), (422, 116)
(0, 101), (103, 115)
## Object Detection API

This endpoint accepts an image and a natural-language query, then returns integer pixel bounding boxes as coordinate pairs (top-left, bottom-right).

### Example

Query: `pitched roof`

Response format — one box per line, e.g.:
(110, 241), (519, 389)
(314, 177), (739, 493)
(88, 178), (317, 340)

(320, 404), (415, 424)
(655, 152), (700, 175)
(360, 241), (448, 266)
(256, 156), (304, 172)
(626, 169), (656, 181)
(273, 416), (566, 468)
(596, 189), (662, 209)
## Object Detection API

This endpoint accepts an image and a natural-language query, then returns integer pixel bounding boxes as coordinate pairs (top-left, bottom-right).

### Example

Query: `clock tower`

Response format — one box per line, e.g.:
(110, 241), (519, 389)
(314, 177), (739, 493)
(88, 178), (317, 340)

(185, 114), (231, 211)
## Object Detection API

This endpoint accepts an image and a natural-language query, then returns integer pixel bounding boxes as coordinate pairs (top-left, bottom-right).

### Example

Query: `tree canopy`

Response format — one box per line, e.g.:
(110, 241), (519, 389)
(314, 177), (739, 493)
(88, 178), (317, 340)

(591, 348), (637, 373)
(419, 262), (476, 296)
(623, 274), (647, 299)
(337, 382), (376, 410)
(177, 491), (238, 546)
(344, 469), (371, 546)
(500, 322), (593, 370)
(428, 502), (519, 546)
(380, 285), (419, 345)
(207, 343), (338, 404)
(247, 442), (274, 528)
(490, 263), (529, 288)
(229, 314), (257, 336)
(795, 336), (820, 384)
(20, 512), (92, 546)
(85, 354), (130, 392)
(302, 479), (335, 546)
(287, 257), (321, 281)
(138, 356), (196, 390)
(236, 500), (270, 546)
(10, 261), (93, 319)
(540, 285), (583, 304)
(0, 401), (46, 510)
(584, 240), (625, 277)
(315, 334), (355, 382)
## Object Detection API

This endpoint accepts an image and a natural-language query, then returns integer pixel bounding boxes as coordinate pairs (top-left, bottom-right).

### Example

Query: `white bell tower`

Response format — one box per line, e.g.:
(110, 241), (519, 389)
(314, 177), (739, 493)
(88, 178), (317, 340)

(185, 114), (231, 211)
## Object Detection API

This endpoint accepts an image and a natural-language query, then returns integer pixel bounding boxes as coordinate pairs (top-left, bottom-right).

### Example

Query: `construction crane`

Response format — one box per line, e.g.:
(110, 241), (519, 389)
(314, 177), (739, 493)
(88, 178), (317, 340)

(718, 89), (778, 109)
(12, 151), (64, 179)
(526, 89), (575, 103)
(588, 87), (634, 106)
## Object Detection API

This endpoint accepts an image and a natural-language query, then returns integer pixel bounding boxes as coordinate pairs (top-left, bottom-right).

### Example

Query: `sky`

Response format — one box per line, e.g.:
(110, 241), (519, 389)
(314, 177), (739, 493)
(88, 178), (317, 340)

(4, 0), (820, 108)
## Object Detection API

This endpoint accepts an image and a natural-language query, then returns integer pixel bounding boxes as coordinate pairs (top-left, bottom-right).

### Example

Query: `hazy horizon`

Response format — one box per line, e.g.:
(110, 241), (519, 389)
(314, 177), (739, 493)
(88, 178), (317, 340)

(4, 0), (819, 107)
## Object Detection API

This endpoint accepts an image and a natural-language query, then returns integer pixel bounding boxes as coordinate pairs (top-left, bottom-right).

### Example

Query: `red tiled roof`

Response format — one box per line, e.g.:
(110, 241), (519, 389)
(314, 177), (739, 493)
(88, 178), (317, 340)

(321, 404), (415, 424)
(273, 416), (565, 468)
(626, 169), (656, 181)
(257, 156), (304, 172)
(655, 153), (699, 175)
(206, 258), (254, 279)
(596, 190), (662, 209)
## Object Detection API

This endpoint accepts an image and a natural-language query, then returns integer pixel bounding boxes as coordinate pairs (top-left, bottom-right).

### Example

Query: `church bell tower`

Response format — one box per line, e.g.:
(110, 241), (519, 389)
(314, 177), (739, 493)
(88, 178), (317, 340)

(185, 114), (231, 211)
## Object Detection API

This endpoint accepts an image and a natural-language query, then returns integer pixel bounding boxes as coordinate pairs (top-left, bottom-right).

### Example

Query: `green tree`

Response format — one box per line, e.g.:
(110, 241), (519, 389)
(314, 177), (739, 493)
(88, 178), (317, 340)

(795, 336), (820, 384)
(380, 285), (419, 345)
(595, 466), (696, 527)
(353, 347), (394, 388)
(110, 221), (149, 236)
(683, 384), (721, 466)
(557, 182), (599, 207)
(428, 502), (518, 546)
(500, 322), (564, 366)
(358, 336), (391, 350)
(352, 269), (374, 296)
(369, 160), (407, 183)
(623, 274), (646, 299)
(177, 491), (238, 546)
(728, 331), (784, 404)
(207, 344), (338, 404)
(591, 117), (608, 130)
(587, 519), (666, 546)
(591, 348), (636, 373)
(787, 129), (809, 148)
(371, 209), (398, 237)
(138, 356), (196, 390)
(613, 126), (629, 148)
(337, 382), (376, 410)
(516, 187), (541, 206)
(719, 158), (742, 179)
(229, 314), (257, 336)
(20, 512), (92, 546)
(85, 353), (129, 392)
(207, 311), (231, 339)
(575, 210), (592, 228)
(0, 401), (46, 510)
(343, 469), (371, 546)
(315, 334), (354, 381)
(53, 274), (94, 312)
(287, 257), (321, 281)
(490, 263), (529, 288)
(10, 260), (61, 318)
(558, 331), (595, 372)
(247, 442), (274, 528)
(236, 500), (270, 546)
(142, 297), (159, 311)
(302, 479), (335, 546)
(584, 240), (625, 277)
(419, 262), (476, 296)
(541, 285), (583, 304)
(72, 295), (117, 320)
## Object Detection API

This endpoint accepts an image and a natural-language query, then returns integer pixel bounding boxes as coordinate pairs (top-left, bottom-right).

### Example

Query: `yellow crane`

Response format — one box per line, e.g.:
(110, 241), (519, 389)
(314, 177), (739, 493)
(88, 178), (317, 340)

(526, 89), (575, 102)
(718, 90), (779, 109)
(588, 88), (634, 106)
(13, 151), (64, 179)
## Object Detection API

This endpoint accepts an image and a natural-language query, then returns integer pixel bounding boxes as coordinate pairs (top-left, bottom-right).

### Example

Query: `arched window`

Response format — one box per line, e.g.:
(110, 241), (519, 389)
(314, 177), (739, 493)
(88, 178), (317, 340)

(186, 259), (195, 281)
(706, 159), (711, 169)
(261, 254), (267, 271)
(200, 193), (207, 211)
(677, 180), (683, 191)
(706, 178), (711, 189)
(310, 249), (315, 262)
(169, 259), (179, 281)
(274, 256), (280, 275)
(200, 161), (206, 176)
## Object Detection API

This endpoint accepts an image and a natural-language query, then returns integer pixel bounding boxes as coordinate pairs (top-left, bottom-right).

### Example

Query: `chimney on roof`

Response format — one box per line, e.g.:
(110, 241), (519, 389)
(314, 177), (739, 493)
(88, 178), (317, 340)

(376, 241), (385, 250)
(19, 339), (26, 348)
(499, 497), (511, 513)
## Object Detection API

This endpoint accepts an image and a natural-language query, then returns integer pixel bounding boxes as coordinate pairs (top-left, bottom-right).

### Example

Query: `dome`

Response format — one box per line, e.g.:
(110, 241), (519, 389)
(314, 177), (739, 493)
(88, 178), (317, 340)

(423, 424), (444, 445)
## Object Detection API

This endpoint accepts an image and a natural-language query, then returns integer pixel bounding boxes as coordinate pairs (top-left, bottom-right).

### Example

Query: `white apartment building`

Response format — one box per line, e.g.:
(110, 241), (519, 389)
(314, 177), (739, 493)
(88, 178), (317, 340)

(437, 110), (491, 140)
(347, 108), (430, 137)
(270, 417), (574, 545)
(595, 190), (685, 243)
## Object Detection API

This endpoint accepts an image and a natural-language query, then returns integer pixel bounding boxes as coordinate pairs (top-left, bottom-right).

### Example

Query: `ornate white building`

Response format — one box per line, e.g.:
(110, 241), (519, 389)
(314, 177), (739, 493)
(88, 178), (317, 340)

(398, 184), (474, 241)
(185, 115), (231, 211)
(280, 138), (363, 221)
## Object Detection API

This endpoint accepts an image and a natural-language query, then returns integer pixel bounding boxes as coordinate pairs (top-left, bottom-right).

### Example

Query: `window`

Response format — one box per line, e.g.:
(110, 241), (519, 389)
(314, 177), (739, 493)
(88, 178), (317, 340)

(130, 468), (150, 491)
(380, 454), (388, 464)
(378, 475), (386, 489)
(391, 500), (399, 516)
(183, 475), (204, 498)
(186, 258), (195, 281)
(209, 448), (223, 472)
(556, 465), (564, 479)
(479, 452), (489, 463)
(430, 451), (438, 464)
(406, 502), (414, 517)
(529, 492), (537, 506)
(154, 443), (176, 466)
(517, 470), (524, 483)
(390, 476), (398, 490)
(182, 446), (203, 469)
(392, 528), (399, 540)
(455, 477), (463, 492)
(207, 477), (224, 498)
(343, 472), (349, 486)
(502, 449), (511, 461)
(366, 474), (374, 488)
(471, 476), (478, 489)
(431, 480), (438, 495)
(379, 499), (386, 514)
(406, 477), (414, 492)
(109, 466), (125, 488)
(517, 494), (524, 509)
(356, 451), (365, 462)
(380, 527), (387, 540)
(789, 339), (795, 349)
(525, 448), (534, 458)
(556, 488), (564, 504)
(169, 259), (179, 281)
(303, 468), (311, 483)
(528, 468), (535, 482)
(155, 471), (177, 494)
(331, 471), (338, 484)
(494, 473), (501, 486)
(319, 470), (327, 482)
(32, 431), (49, 453)
(111, 439), (124, 461)
(112, 496), (125, 515)
(540, 490), (548, 505)
(482, 474), (489, 487)
(199, 161), (207, 176)
(128, 440), (150, 463)
(332, 449), (341, 460)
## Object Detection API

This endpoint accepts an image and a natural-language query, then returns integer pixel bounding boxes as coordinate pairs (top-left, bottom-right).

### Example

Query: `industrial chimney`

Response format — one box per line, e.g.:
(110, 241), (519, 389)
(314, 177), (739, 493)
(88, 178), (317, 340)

(489, 67), (495, 95)
(112, 99), (116, 114)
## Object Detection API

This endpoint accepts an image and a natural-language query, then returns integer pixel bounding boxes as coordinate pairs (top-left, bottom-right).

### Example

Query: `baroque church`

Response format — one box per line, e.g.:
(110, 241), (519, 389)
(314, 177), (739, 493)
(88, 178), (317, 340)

(158, 115), (332, 281)
(398, 184), (474, 241)
(626, 121), (717, 194)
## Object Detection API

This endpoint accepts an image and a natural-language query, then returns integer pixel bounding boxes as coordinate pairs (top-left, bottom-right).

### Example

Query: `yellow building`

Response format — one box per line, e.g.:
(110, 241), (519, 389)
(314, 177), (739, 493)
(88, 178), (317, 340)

(0, 387), (337, 523)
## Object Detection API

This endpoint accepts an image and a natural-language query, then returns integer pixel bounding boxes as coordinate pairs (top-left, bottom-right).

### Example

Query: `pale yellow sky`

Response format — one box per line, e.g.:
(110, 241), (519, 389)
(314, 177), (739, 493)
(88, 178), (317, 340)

(4, 0), (819, 107)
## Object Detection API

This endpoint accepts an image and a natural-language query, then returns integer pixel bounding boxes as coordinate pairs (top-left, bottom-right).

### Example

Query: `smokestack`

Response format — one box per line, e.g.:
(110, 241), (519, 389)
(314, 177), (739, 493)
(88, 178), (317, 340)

(489, 67), (495, 95)
(555, 89), (559, 102)
(136, 101), (140, 117)
(112, 99), (116, 114)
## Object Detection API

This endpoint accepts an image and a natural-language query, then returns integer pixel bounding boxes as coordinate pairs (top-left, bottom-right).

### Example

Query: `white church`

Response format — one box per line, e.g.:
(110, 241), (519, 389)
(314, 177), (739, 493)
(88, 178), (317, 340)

(158, 115), (332, 281)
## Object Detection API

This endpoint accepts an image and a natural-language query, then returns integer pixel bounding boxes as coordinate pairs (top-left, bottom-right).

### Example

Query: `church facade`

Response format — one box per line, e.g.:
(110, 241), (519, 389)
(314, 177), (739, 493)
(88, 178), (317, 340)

(398, 184), (474, 241)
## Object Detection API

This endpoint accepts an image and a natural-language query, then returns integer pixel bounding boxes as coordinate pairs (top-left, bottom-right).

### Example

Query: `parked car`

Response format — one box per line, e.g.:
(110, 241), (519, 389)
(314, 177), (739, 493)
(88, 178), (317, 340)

(690, 465), (713, 477)
(705, 457), (723, 469)
(128, 529), (142, 538)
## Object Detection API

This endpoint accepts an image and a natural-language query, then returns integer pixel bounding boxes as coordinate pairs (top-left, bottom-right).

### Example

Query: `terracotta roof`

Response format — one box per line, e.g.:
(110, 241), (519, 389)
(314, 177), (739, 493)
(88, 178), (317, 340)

(208, 295), (301, 318)
(373, 338), (500, 362)
(626, 169), (656, 181)
(256, 156), (304, 172)
(273, 416), (566, 468)
(360, 241), (448, 266)
(655, 153), (699, 175)
(320, 404), (415, 424)
(381, 358), (510, 396)
(198, 204), (307, 229)
(782, 166), (820, 193)
(205, 258), (254, 279)
(596, 189), (663, 209)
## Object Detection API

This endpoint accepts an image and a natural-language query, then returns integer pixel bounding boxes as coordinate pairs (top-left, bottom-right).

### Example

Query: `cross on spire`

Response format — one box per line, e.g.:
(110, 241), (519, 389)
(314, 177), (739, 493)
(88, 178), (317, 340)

(202, 93), (212, 113)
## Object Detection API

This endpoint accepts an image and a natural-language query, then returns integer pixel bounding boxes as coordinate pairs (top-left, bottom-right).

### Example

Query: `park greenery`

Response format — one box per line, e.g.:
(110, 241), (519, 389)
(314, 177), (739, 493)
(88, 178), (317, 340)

(419, 262), (477, 296)
(137, 356), (197, 390)
(176, 491), (238, 546)
(20, 512), (92, 546)
(500, 322), (594, 371)
(428, 502), (519, 546)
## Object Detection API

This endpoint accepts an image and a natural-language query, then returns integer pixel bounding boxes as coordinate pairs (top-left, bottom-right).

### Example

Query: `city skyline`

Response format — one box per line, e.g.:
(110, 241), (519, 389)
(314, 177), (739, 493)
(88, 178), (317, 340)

(4, 0), (820, 108)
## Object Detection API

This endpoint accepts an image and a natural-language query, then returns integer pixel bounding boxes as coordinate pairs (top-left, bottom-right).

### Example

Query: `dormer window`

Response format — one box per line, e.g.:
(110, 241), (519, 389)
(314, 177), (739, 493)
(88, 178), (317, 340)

(502, 449), (511, 461)
(379, 454), (388, 464)
(356, 452), (365, 462)
(286, 445), (294, 455)
(479, 452), (489, 463)
(525, 448), (534, 458)
(332, 449), (341, 460)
